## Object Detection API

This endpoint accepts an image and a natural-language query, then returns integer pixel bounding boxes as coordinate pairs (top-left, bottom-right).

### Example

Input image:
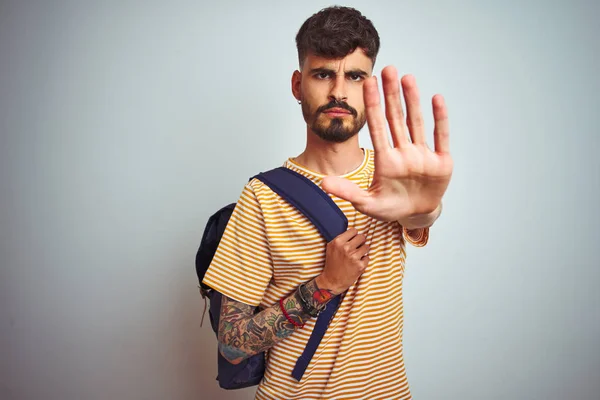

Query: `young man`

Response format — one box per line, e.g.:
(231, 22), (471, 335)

(202, 6), (453, 399)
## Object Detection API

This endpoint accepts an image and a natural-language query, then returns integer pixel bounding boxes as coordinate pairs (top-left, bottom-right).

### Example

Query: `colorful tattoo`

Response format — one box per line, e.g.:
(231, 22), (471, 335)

(217, 289), (311, 364)
(218, 343), (249, 363)
(217, 277), (338, 364)
(304, 278), (335, 307)
(313, 289), (333, 303)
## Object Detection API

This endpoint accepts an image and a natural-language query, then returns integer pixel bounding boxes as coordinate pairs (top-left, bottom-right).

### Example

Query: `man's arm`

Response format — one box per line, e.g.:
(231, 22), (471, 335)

(218, 277), (334, 365)
(218, 226), (371, 364)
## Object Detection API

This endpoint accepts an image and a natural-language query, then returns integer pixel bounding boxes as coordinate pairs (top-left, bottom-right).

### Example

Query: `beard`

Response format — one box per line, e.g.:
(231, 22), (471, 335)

(301, 99), (367, 143)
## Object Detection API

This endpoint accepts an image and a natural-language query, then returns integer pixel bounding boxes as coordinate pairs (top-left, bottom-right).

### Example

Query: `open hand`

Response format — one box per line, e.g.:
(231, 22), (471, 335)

(321, 66), (453, 222)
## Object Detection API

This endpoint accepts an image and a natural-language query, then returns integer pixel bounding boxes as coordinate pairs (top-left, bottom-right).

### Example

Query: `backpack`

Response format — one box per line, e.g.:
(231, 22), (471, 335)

(195, 166), (348, 389)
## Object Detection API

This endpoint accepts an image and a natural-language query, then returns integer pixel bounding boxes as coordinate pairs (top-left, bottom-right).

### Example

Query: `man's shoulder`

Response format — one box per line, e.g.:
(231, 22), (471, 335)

(245, 158), (308, 190)
(241, 162), (293, 203)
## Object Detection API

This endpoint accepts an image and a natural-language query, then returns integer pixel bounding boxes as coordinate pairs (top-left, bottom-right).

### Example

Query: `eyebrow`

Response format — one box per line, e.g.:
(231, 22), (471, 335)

(309, 67), (369, 77)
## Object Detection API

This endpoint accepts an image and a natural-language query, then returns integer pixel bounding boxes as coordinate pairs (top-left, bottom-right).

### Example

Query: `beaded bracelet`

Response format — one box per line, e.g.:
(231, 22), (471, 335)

(279, 297), (304, 328)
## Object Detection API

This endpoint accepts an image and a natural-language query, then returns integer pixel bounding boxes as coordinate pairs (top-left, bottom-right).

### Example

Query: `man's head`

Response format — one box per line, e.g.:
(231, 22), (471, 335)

(292, 6), (380, 143)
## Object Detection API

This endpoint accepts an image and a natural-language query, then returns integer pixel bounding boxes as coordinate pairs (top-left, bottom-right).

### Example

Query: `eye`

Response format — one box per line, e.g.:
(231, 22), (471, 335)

(348, 73), (364, 82)
(315, 72), (330, 79)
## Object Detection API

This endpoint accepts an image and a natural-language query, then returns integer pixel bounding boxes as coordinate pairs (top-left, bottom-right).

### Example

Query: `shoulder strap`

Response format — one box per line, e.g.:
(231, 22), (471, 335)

(252, 167), (348, 242)
(252, 166), (346, 382)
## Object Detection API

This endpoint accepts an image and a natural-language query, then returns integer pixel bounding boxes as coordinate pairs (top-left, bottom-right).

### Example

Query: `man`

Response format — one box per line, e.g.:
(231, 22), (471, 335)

(202, 6), (453, 399)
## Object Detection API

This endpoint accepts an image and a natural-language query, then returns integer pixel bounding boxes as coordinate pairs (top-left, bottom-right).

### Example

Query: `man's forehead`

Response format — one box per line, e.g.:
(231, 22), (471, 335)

(302, 48), (373, 72)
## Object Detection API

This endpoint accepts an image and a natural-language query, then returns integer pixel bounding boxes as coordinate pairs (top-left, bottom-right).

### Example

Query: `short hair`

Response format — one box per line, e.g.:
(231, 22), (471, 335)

(295, 6), (381, 68)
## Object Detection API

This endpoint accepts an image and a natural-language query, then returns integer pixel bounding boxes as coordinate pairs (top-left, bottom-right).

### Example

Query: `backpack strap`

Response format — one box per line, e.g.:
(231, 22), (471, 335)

(253, 167), (348, 242)
(252, 166), (348, 382)
(290, 295), (340, 381)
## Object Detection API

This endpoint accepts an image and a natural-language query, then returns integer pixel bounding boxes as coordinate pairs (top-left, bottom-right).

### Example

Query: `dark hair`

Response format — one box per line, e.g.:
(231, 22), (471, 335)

(295, 6), (380, 68)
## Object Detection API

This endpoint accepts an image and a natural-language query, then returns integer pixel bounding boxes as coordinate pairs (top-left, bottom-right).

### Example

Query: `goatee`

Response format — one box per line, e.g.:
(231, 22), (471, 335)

(302, 99), (366, 143)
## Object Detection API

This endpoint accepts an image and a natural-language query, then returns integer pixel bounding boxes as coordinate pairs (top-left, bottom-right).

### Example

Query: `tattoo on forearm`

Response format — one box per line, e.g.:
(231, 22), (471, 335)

(304, 278), (335, 308)
(218, 289), (310, 363)
(217, 277), (337, 364)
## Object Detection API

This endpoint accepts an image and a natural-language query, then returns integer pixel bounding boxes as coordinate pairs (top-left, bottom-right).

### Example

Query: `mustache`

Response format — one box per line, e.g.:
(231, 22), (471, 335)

(317, 100), (357, 117)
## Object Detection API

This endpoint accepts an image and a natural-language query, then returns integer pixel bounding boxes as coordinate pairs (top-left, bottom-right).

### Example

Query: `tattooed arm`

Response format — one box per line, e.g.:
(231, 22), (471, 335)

(218, 277), (335, 365)
(219, 226), (372, 364)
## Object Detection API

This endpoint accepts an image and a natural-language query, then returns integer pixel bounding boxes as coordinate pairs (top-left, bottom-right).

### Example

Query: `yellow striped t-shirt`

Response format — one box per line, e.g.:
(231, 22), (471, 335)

(202, 148), (429, 399)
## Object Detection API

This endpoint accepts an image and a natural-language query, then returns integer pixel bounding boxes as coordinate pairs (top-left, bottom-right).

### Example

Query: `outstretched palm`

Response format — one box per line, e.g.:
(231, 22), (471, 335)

(321, 66), (453, 222)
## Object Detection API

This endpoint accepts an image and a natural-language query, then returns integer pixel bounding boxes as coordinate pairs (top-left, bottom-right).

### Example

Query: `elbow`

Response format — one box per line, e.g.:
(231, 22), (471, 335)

(217, 341), (246, 365)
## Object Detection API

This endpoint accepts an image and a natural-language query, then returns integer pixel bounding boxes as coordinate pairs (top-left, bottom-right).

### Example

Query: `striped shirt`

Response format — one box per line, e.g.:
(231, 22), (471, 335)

(203, 148), (429, 399)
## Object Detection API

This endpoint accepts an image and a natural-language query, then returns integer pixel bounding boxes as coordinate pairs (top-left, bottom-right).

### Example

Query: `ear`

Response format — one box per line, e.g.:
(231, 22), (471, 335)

(291, 70), (302, 102)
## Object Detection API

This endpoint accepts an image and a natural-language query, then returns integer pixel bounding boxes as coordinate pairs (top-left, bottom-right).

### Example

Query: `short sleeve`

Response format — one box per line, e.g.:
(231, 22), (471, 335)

(402, 226), (430, 247)
(202, 183), (273, 307)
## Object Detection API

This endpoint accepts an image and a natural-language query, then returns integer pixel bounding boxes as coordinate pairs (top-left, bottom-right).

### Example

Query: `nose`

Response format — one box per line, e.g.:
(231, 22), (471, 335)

(328, 74), (348, 103)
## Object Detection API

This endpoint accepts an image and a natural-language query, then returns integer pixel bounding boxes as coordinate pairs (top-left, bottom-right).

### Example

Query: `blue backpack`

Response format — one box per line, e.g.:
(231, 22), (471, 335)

(195, 167), (348, 389)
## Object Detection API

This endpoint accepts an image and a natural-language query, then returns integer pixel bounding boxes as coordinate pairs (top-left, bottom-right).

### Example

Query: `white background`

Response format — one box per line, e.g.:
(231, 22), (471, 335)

(1, 0), (599, 399)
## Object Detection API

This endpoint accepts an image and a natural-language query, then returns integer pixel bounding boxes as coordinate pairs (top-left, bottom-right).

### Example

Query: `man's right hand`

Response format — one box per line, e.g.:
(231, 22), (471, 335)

(316, 228), (370, 295)
(218, 228), (370, 364)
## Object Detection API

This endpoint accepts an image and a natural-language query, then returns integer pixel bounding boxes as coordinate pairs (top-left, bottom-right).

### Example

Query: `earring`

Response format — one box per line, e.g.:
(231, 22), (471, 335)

(297, 100), (301, 104)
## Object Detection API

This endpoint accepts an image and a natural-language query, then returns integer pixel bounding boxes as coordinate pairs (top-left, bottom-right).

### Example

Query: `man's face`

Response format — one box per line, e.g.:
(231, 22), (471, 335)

(293, 48), (373, 143)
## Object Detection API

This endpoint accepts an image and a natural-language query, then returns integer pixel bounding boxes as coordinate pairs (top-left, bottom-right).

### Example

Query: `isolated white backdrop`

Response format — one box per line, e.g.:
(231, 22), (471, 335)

(1, 1), (599, 399)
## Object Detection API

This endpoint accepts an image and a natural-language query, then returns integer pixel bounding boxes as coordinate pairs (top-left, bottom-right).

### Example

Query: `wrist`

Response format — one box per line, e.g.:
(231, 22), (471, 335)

(398, 202), (442, 230)
(315, 274), (343, 296)
(296, 283), (322, 318)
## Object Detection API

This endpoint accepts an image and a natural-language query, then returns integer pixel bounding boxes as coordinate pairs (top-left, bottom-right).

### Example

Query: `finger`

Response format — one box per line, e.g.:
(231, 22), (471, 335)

(335, 227), (358, 242)
(432, 94), (450, 154)
(382, 66), (409, 148)
(354, 243), (370, 258)
(363, 76), (390, 153)
(321, 176), (368, 208)
(401, 75), (426, 145)
(347, 233), (367, 248)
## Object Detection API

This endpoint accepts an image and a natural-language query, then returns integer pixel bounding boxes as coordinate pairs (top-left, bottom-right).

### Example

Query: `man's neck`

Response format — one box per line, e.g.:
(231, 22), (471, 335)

(294, 132), (365, 176)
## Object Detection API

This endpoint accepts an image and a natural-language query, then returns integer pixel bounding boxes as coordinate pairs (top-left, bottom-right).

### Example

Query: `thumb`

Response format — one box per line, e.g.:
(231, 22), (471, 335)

(321, 176), (368, 206)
